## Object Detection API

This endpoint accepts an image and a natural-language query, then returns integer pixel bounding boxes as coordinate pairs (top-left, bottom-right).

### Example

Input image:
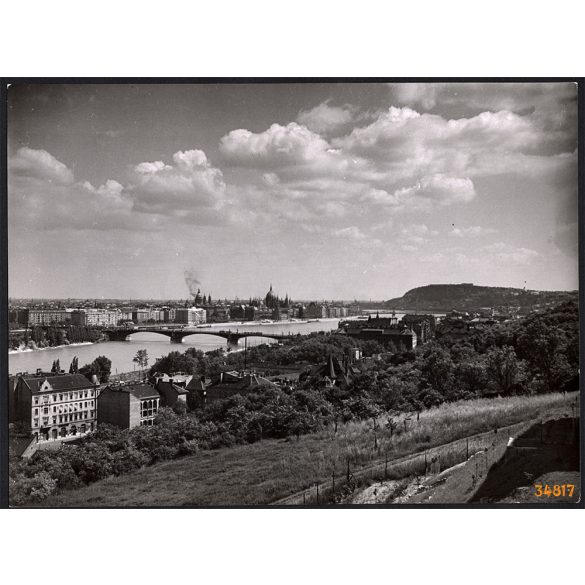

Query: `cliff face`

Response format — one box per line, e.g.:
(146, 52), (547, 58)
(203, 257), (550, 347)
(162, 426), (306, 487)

(384, 284), (577, 312)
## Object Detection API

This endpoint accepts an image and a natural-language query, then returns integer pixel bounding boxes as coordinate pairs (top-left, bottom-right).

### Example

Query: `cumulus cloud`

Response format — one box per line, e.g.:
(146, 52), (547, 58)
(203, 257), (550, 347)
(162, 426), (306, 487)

(219, 122), (349, 176)
(395, 223), (439, 250)
(8, 146), (229, 232)
(134, 160), (172, 174)
(127, 149), (227, 219)
(9, 147), (74, 184)
(407, 223), (439, 237)
(389, 82), (577, 115)
(481, 242), (540, 265)
(333, 226), (382, 248)
(362, 175), (476, 211)
(336, 106), (542, 165)
(448, 225), (496, 238)
(297, 101), (355, 134)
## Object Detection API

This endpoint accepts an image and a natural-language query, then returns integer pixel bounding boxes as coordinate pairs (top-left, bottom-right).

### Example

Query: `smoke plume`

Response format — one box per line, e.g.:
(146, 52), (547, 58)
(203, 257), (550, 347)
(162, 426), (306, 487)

(184, 270), (201, 297)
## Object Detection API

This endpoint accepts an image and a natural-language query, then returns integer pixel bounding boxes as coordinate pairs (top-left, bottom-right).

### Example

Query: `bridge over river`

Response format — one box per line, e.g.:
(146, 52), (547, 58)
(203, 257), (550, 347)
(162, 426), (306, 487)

(104, 326), (299, 345)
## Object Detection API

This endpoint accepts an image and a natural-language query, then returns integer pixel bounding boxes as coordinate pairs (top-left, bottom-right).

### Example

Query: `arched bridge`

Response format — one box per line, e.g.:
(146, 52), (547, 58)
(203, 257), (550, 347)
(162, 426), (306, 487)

(104, 327), (297, 344)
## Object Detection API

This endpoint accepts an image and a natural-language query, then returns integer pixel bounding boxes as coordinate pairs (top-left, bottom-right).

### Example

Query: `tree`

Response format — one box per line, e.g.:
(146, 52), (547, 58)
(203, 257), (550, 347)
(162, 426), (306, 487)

(69, 356), (79, 374)
(485, 346), (525, 395)
(80, 356), (112, 383)
(517, 320), (573, 392)
(133, 349), (149, 375)
(148, 351), (198, 376)
(420, 344), (454, 397)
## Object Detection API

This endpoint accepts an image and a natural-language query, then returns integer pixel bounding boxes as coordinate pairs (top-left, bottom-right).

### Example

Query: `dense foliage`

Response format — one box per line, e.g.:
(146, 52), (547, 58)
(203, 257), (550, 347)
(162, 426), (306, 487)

(9, 325), (105, 351)
(79, 356), (112, 383)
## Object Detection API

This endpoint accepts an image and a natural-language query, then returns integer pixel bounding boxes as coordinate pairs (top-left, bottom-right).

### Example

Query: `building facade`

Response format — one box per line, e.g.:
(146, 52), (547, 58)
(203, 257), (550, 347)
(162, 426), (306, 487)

(26, 309), (73, 326)
(175, 307), (207, 325)
(71, 308), (120, 327)
(97, 383), (160, 428)
(12, 372), (98, 442)
(305, 303), (327, 319)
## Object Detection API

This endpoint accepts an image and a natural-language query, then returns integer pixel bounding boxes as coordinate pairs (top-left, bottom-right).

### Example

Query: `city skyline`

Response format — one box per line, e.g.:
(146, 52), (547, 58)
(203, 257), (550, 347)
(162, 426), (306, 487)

(8, 82), (579, 299)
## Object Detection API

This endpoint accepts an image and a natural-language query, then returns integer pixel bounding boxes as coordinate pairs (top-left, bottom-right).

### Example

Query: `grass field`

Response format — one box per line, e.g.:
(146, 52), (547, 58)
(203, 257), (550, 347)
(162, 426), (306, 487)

(43, 392), (578, 507)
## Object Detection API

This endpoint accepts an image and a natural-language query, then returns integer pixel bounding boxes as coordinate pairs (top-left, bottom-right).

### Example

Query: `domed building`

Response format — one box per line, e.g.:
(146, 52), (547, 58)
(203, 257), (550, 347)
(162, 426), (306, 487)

(265, 284), (277, 309)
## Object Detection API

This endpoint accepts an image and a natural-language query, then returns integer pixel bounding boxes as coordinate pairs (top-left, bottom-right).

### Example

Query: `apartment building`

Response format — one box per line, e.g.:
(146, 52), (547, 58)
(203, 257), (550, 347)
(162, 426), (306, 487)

(12, 372), (98, 442)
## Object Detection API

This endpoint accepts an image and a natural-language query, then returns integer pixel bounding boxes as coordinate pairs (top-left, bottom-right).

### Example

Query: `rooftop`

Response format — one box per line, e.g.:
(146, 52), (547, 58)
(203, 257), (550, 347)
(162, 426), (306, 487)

(19, 373), (94, 393)
(105, 382), (159, 399)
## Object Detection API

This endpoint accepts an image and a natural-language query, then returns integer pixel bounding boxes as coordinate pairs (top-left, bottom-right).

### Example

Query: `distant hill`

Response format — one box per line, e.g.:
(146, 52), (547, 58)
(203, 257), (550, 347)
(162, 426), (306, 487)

(384, 284), (578, 312)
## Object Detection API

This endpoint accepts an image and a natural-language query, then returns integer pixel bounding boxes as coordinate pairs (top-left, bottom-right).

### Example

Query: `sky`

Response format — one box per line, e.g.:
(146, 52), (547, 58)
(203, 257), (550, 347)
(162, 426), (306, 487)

(7, 82), (579, 300)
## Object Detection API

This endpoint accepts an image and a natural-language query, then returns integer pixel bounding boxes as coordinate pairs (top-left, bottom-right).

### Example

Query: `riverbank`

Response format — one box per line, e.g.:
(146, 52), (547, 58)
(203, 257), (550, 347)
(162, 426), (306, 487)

(9, 341), (96, 355)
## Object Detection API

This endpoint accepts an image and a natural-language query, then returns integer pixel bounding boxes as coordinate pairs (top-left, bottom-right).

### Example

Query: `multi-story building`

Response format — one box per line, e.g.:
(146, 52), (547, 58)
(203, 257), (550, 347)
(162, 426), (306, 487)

(175, 307), (207, 325)
(97, 382), (161, 428)
(147, 308), (165, 322)
(205, 305), (230, 323)
(132, 309), (151, 323)
(27, 309), (74, 326)
(118, 309), (134, 322)
(305, 303), (327, 319)
(163, 307), (177, 323)
(342, 316), (418, 351)
(71, 308), (119, 327)
(401, 314), (436, 344)
(12, 372), (98, 442)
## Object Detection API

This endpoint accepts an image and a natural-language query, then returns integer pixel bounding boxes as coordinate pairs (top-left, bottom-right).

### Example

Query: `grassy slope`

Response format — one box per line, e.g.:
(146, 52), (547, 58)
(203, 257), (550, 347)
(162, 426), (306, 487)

(43, 392), (578, 507)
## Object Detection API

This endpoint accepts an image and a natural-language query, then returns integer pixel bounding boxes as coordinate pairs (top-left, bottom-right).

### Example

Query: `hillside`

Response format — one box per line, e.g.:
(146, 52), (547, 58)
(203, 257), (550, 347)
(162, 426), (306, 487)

(384, 283), (577, 312)
(40, 393), (573, 507)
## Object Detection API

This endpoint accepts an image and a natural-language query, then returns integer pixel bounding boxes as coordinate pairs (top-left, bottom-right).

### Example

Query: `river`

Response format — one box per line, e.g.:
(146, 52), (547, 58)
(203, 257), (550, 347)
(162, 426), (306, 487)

(8, 318), (354, 375)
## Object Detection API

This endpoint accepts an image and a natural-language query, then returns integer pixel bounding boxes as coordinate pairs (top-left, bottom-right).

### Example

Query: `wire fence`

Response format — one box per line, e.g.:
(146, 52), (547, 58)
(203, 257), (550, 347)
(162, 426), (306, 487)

(274, 410), (577, 506)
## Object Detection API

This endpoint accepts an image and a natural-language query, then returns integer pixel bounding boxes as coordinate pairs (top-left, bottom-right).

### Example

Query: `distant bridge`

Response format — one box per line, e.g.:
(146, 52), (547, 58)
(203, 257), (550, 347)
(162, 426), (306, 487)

(104, 326), (297, 344)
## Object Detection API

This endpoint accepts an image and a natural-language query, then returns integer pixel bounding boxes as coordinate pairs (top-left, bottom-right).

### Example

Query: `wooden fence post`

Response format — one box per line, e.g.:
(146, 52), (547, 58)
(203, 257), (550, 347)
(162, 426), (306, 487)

(466, 437), (469, 460)
(332, 469), (335, 500)
(385, 452), (388, 479)
(316, 483), (320, 505)
(347, 458), (350, 484)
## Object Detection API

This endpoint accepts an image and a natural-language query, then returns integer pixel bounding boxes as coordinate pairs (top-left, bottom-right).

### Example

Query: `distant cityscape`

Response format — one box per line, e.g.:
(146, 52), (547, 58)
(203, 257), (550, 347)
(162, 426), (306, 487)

(8, 284), (365, 328)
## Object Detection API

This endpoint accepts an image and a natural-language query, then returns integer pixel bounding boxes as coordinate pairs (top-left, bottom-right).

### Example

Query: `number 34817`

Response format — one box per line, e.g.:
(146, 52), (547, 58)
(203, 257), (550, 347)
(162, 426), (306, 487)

(534, 484), (575, 497)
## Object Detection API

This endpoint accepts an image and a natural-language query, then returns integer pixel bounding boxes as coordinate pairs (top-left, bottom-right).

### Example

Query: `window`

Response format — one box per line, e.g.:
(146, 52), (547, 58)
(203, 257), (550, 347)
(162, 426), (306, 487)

(43, 407), (49, 415)
(52, 416), (56, 424)
(33, 397), (39, 405)
(33, 418), (39, 427)
(53, 406), (57, 413)
(34, 408), (38, 416)
(59, 394), (63, 401)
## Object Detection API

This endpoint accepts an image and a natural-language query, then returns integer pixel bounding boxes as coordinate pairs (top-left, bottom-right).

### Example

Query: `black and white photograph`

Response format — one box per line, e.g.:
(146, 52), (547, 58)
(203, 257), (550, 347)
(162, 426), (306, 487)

(4, 80), (581, 508)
